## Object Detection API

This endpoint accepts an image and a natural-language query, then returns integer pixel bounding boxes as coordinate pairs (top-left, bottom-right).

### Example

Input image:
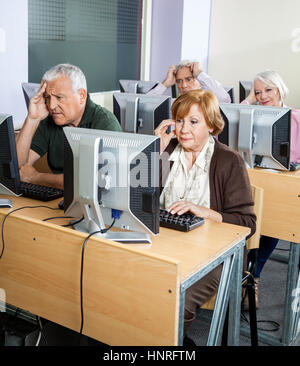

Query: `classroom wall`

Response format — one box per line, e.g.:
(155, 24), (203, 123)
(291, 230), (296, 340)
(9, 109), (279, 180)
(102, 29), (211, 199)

(181, 0), (211, 72)
(0, 0), (28, 129)
(149, 0), (184, 95)
(209, 0), (300, 108)
(1, 0), (211, 124)
(4, 0), (299, 128)
(150, 0), (211, 93)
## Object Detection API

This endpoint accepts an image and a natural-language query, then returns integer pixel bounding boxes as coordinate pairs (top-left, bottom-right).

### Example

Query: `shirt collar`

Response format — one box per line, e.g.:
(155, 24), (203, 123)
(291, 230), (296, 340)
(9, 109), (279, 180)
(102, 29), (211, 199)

(78, 94), (96, 128)
(169, 135), (215, 171)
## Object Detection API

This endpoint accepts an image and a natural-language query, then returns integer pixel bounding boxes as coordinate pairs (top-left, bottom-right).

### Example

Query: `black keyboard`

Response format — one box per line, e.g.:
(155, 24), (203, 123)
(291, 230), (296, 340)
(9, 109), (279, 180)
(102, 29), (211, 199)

(290, 162), (300, 171)
(159, 209), (204, 232)
(20, 181), (64, 201)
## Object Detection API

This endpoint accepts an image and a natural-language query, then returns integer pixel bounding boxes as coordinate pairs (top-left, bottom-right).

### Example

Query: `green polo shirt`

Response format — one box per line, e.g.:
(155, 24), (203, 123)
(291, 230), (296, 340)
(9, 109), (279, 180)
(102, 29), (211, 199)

(31, 94), (122, 174)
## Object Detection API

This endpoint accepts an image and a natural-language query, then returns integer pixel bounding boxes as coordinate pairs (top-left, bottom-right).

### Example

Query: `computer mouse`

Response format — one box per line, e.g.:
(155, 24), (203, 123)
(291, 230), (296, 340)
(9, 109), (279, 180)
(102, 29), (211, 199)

(58, 199), (64, 210)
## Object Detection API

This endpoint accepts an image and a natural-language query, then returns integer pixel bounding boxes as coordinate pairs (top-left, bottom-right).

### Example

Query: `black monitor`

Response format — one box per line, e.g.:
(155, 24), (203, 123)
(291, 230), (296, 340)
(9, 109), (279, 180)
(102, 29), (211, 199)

(218, 103), (291, 170)
(224, 86), (235, 103)
(0, 114), (22, 196)
(113, 92), (171, 134)
(171, 84), (180, 98)
(239, 80), (252, 103)
(63, 127), (161, 243)
(21, 82), (40, 109)
(119, 79), (159, 94)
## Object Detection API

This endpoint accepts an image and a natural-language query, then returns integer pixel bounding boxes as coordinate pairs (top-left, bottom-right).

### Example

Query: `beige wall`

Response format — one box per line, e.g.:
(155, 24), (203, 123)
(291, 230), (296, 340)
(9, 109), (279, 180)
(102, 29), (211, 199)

(209, 0), (300, 108)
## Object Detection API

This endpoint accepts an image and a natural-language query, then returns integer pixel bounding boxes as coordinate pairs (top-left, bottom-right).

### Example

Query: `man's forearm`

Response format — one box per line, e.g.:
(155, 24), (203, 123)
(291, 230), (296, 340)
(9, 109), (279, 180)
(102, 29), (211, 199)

(146, 82), (167, 96)
(197, 72), (231, 103)
(33, 172), (64, 190)
(16, 116), (41, 167)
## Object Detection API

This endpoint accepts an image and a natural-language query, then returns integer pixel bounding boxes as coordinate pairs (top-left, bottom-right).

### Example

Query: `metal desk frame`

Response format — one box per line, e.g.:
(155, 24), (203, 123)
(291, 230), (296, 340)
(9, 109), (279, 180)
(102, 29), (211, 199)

(179, 239), (245, 346)
(246, 168), (300, 346)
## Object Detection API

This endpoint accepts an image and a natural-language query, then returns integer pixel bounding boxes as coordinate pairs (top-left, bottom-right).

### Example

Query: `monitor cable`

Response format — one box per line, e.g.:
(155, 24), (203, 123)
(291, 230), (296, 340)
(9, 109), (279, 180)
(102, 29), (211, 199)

(0, 205), (61, 260)
(42, 215), (74, 222)
(42, 215), (84, 227)
(0, 204), (117, 345)
(78, 218), (116, 346)
(36, 316), (48, 346)
(241, 310), (280, 333)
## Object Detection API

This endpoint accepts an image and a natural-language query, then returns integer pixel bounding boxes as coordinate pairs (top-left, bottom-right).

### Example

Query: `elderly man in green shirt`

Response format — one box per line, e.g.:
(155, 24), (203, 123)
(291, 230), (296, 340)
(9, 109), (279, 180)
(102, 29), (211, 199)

(16, 63), (122, 190)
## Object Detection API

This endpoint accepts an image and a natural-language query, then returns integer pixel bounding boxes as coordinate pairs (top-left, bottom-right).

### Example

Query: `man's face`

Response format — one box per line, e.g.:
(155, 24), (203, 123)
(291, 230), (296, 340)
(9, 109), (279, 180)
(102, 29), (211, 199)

(44, 75), (86, 126)
(175, 66), (201, 95)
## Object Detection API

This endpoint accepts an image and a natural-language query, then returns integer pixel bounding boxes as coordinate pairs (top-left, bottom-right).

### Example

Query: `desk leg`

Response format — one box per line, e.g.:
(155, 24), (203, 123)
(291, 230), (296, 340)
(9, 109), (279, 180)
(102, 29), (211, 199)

(178, 256), (236, 347)
(282, 242), (300, 345)
(291, 269), (300, 341)
(207, 254), (235, 346)
(178, 289), (185, 346)
(226, 242), (244, 346)
(178, 241), (245, 346)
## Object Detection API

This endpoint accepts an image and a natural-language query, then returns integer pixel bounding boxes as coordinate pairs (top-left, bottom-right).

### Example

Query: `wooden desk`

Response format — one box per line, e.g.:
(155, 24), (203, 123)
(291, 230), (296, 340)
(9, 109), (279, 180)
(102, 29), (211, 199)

(248, 168), (300, 242)
(0, 196), (249, 346)
(247, 168), (300, 346)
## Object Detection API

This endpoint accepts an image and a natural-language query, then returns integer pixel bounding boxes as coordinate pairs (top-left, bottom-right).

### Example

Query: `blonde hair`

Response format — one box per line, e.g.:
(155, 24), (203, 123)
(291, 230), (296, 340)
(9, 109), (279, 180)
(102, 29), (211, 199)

(171, 89), (224, 136)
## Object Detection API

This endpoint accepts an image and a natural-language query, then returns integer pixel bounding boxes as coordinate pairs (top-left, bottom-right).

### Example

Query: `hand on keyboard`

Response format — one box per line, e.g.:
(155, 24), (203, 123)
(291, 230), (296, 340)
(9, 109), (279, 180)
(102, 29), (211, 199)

(159, 209), (204, 232)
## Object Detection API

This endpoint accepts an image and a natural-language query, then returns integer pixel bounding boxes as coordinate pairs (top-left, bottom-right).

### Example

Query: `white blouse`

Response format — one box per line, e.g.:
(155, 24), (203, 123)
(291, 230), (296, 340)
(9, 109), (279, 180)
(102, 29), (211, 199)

(160, 135), (215, 210)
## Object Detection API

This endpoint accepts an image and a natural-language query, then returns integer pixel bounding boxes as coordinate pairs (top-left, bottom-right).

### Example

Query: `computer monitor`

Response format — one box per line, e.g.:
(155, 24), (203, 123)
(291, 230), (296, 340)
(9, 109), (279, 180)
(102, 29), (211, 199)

(63, 127), (160, 243)
(218, 103), (291, 170)
(0, 114), (22, 196)
(21, 82), (40, 109)
(224, 86), (235, 103)
(119, 79), (159, 94)
(171, 84), (179, 98)
(113, 92), (171, 134)
(239, 80), (252, 103)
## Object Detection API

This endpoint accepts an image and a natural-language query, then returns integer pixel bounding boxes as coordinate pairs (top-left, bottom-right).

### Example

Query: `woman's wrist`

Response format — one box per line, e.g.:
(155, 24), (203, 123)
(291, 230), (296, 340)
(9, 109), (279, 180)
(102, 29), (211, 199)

(204, 208), (222, 222)
(245, 98), (255, 105)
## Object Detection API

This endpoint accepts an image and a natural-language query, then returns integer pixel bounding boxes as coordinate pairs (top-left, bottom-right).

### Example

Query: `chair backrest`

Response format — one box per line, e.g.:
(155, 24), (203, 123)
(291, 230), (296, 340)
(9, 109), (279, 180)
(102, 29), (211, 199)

(246, 184), (264, 250)
(21, 82), (40, 109)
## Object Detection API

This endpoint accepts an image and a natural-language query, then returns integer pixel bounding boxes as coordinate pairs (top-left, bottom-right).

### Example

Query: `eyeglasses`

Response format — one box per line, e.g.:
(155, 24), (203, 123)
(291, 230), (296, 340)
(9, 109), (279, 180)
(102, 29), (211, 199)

(175, 77), (195, 85)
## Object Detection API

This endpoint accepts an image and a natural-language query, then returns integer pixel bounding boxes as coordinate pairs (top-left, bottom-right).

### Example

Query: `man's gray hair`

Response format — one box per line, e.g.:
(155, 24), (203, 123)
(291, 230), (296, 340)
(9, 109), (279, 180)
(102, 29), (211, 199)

(254, 70), (289, 102)
(42, 63), (87, 92)
(175, 59), (198, 73)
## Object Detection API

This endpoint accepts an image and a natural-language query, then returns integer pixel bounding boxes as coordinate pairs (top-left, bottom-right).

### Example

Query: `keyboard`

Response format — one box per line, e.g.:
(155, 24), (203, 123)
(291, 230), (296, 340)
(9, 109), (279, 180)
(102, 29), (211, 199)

(290, 162), (300, 171)
(20, 181), (64, 201)
(159, 209), (204, 232)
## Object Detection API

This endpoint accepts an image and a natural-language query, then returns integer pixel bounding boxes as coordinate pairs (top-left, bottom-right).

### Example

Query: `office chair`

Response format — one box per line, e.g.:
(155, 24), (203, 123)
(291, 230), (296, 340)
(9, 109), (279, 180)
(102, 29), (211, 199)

(119, 79), (159, 94)
(21, 82), (40, 109)
(19, 83), (52, 174)
(200, 184), (264, 346)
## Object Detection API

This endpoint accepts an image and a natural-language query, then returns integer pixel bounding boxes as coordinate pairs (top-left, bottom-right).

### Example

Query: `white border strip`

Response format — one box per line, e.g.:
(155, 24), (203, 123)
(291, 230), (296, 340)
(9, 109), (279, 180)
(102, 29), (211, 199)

(140, 0), (152, 81)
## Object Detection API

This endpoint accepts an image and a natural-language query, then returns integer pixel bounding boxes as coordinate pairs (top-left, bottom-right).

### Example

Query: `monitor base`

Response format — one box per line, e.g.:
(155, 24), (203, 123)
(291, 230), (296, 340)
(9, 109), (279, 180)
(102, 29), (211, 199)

(0, 183), (20, 196)
(73, 220), (152, 244)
